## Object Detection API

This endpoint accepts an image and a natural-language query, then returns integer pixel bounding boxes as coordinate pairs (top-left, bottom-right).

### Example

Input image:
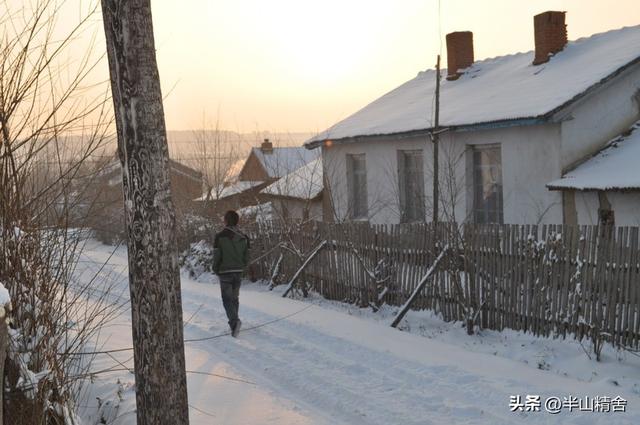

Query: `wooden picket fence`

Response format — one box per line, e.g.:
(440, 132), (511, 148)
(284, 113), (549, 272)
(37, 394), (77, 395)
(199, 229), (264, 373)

(246, 221), (640, 349)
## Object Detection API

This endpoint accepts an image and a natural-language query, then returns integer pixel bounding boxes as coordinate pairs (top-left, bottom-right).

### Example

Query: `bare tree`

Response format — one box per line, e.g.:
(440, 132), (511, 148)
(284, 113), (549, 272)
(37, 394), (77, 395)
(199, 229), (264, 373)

(193, 113), (242, 204)
(0, 1), (133, 423)
(101, 1), (189, 424)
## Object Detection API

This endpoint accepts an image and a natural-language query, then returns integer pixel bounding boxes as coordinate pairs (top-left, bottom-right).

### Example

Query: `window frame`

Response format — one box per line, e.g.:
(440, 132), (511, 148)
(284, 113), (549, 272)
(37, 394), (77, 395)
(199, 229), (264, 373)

(346, 153), (368, 220)
(471, 144), (504, 224)
(398, 149), (426, 223)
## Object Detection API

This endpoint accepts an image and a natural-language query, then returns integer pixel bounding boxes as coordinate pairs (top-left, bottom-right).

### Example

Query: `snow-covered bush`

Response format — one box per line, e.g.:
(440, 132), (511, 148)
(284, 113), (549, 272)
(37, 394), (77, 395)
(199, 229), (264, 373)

(176, 213), (217, 251)
(2, 227), (122, 424)
(180, 240), (214, 279)
(238, 202), (274, 224)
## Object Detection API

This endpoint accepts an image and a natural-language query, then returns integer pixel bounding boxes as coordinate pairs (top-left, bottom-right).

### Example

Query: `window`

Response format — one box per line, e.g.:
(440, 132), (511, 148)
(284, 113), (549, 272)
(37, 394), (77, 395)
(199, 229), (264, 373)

(398, 150), (425, 222)
(346, 154), (368, 219)
(472, 145), (503, 224)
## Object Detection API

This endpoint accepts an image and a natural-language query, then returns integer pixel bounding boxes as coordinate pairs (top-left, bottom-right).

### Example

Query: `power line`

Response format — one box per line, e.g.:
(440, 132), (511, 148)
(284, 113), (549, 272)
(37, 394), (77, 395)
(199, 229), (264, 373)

(62, 303), (314, 356)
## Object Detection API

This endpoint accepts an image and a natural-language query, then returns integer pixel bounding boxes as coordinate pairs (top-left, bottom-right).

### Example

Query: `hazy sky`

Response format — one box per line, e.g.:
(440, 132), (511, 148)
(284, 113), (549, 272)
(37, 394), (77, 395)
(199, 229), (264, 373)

(59, 0), (640, 133)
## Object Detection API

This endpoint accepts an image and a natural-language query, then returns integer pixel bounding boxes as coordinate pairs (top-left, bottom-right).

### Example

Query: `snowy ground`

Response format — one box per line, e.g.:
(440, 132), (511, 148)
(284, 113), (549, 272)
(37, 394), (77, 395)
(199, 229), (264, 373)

(75, 239), (640, 424)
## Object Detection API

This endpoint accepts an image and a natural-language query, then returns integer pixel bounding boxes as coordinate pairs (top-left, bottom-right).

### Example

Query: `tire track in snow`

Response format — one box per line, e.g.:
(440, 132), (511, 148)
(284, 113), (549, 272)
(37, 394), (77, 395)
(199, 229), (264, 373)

(183, 293), (513, 425)
(181, 282), (640, 425)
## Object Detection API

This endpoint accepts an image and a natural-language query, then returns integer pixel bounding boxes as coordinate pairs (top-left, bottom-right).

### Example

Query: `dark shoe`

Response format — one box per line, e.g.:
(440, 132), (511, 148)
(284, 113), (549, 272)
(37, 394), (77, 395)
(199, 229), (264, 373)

(232, 320), (242, 338)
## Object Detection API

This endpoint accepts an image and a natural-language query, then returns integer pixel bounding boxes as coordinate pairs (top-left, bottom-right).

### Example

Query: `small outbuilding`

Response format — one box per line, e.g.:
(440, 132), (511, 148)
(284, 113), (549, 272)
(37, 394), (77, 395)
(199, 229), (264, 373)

(547, 121), (640, 227)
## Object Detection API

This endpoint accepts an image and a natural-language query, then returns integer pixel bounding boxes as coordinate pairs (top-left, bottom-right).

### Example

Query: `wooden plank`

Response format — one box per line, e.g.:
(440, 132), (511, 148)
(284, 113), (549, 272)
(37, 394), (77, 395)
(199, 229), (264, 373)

(510, 224), (518, 330)
(601, 225), (614, 341)
(466, 223), (477, 329)
(514, 224), (523, 331)
(569, 226), (585, 339)
(410, 224), (420, 308)
(627, 228), (639, 348)
(559, 225), (573, 338)
(579, 226), (591, 340)
(538, 224), (550, 337)
(497, 224), (506, 331)
(619, 227), (633, 347)
(585, 225), (598, 330)
(612, 227), (628, 346)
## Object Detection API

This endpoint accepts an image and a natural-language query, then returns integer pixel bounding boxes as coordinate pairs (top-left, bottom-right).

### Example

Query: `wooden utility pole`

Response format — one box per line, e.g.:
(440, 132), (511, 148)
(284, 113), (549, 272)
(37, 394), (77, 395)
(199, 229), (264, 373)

(432, 55), (441, 224)
(100, 1), (190, 424)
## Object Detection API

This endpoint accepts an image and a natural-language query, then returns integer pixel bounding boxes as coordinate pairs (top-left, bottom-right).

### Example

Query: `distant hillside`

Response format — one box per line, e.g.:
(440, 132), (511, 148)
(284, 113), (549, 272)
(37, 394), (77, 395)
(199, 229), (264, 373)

(167, 130), (314, 164)
(46, 130), (316, 182)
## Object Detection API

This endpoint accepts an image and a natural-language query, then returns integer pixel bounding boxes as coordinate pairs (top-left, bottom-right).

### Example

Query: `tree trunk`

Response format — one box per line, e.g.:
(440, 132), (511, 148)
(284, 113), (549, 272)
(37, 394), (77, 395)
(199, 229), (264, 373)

(100, 1), (190, 424)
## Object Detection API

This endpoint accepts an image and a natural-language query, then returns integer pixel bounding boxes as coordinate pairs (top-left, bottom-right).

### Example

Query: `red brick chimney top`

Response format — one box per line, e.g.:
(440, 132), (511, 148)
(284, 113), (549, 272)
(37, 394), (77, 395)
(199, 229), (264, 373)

(533, 11), (567, 65)
(261, 138), (273, 153)
(446, 31), (474, 81)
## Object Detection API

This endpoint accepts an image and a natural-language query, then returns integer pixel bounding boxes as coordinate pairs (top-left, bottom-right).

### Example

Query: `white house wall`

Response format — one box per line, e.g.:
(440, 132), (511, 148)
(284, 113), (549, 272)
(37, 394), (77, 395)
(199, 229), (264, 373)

(560, 63), (640, 170)
(272, 198), (323, 222)
(452, 124), (563, 224)
(323, 137), (426, 223)
(322, 122), (564, 225)
(608, 192), (640, 226)
(575, 191), (640, 226)
(574, 192), (601, 225)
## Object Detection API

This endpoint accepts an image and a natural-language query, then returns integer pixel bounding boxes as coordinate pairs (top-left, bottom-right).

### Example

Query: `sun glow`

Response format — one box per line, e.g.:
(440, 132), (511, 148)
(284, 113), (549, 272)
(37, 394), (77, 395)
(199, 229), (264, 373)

(50, 0), (640, 132)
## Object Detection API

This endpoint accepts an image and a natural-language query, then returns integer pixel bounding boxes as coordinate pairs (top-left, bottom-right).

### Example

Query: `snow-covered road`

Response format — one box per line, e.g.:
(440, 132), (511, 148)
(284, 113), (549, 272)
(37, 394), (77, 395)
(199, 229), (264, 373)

(76, 240), (640, 425)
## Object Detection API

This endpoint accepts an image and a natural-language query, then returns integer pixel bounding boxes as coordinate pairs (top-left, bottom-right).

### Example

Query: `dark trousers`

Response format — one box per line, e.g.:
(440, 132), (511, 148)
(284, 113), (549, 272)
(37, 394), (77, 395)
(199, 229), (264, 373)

(219, 273), (241, 329)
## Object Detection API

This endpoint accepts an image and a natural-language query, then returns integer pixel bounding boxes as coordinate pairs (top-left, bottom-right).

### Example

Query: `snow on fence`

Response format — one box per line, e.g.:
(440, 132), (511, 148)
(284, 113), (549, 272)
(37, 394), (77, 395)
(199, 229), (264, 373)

(246, 221), (640, 350)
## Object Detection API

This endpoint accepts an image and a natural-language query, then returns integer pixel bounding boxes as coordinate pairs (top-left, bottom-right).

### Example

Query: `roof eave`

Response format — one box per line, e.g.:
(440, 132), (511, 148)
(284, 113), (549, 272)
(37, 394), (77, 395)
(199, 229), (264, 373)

(262, 190), (323, 201)
(304, 117), (549, 149)
(547, 185), (640, 192)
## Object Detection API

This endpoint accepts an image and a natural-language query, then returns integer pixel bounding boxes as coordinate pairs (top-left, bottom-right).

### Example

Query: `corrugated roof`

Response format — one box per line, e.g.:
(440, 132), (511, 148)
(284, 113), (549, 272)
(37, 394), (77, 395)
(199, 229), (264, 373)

(547, 121), (640, 191)
(306, 25), (640, 147)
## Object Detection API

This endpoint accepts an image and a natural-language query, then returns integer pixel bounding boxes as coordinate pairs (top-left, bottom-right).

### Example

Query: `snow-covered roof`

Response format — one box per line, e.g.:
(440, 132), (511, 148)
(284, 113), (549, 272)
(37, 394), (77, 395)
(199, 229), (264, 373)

(224, 159), (246, 183)
(102, 157), (202, 185)
(196, 180), (264, 201)
(252, 147), (320, 178)
(306, 25), (640, 147)
(261, 158), (323, 200)
(547, 121), (640, 191)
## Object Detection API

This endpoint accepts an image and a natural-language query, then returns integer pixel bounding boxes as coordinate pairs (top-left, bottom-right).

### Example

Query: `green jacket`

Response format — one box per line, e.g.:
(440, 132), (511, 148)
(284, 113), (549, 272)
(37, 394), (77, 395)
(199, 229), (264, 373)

(213, 226), (250, 274)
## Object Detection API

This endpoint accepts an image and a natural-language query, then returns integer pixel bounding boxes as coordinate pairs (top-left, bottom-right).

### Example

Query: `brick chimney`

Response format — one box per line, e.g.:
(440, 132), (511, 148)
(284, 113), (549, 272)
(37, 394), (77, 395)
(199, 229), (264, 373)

(446, 31), (474, 81)
(261, 138), (273, 154)
(533, 11), (567, 65)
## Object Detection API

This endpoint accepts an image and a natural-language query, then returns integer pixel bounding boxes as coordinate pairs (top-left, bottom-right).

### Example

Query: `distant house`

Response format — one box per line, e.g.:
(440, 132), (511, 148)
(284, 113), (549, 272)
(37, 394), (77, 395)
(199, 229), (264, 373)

(89, 156), (202, 240)
(305, 11), (640, 226)
(547, 121), (640, 226)
(197, 139), (320, 215)
(260, 158), (324, 221)
(96, 157), (202, 209)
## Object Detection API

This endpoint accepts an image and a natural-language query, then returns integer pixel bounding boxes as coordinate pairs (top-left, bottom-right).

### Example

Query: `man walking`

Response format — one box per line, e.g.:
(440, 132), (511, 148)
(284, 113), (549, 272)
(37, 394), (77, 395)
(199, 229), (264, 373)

(213, 210), (250, 337)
